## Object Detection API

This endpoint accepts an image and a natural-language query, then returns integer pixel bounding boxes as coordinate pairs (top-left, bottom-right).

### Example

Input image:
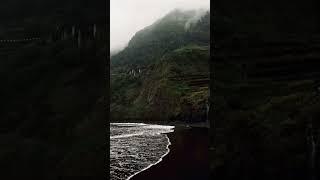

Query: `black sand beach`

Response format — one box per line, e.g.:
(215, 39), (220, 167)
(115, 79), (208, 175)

(131, 127), (209, 180)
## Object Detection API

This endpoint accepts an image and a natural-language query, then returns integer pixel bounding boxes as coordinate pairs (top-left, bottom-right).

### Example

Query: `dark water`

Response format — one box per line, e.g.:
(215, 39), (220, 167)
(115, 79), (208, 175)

(131, 127), (210, 180)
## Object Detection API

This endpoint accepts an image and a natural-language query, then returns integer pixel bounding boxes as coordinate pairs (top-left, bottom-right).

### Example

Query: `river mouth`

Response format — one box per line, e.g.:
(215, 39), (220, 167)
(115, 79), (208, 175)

(110, 123), (174, 180)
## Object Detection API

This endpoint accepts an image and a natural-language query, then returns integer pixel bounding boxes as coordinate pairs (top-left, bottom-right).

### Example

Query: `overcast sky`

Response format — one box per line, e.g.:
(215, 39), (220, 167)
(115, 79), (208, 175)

(110, 0), (210, 51)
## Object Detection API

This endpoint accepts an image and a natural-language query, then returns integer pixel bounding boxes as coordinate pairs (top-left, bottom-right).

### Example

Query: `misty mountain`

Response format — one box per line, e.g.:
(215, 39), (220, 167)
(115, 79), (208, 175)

(111, 9), (210, 122)
(110, 48), (123, 57)
(111, 9), (209, 67)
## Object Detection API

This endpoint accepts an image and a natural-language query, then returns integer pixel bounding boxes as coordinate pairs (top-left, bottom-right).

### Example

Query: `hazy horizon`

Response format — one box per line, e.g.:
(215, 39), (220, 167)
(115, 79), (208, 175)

(110, 0), (210, 52)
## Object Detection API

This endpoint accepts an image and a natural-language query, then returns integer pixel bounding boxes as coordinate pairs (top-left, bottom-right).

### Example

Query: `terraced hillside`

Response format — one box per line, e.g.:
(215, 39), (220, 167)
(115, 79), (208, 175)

(169, 74), (209, 88)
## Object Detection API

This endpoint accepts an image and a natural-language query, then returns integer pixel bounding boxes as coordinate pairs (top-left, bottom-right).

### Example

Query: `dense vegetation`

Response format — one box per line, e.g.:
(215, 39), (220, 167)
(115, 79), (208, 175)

(111, 9), (210, 123)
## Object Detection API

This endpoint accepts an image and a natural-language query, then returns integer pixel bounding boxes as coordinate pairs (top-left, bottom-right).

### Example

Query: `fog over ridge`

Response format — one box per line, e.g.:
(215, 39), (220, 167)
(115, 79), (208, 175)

(111, 0), (210, 53)
(184, 8), (208, 30)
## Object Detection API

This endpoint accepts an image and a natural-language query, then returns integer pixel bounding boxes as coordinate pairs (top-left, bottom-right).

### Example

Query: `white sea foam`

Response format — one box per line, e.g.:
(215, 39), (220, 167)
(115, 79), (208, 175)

(126, 134), (171, 180)
(110, 123), (174, 180)
(112, 123), (147, 127)
(110, 132), (145, 139)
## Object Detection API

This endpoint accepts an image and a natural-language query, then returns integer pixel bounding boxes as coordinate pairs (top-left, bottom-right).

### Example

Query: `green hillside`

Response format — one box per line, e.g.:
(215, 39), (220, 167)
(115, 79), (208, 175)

(111, 9), (210, 122)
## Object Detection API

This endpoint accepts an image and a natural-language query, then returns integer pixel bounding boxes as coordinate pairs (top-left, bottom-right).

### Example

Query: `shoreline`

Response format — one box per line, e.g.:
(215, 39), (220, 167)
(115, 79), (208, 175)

(130, 126), (209, 180)
(126, 133), (172, 180)
(110, 121), (209, 129)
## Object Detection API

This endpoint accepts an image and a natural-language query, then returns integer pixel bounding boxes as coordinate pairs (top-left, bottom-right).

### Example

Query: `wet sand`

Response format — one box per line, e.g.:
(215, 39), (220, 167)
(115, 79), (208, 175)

(131, 127), (209, 180)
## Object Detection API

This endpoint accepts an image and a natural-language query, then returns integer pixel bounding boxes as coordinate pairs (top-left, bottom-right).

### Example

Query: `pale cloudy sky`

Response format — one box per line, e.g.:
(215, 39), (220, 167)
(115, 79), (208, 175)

(110, 0), (210, 51)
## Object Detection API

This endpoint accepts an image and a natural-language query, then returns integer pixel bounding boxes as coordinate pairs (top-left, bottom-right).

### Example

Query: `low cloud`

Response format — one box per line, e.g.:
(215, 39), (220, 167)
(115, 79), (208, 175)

(111, 0), (210, 51)
(184, 9), (208, 31)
